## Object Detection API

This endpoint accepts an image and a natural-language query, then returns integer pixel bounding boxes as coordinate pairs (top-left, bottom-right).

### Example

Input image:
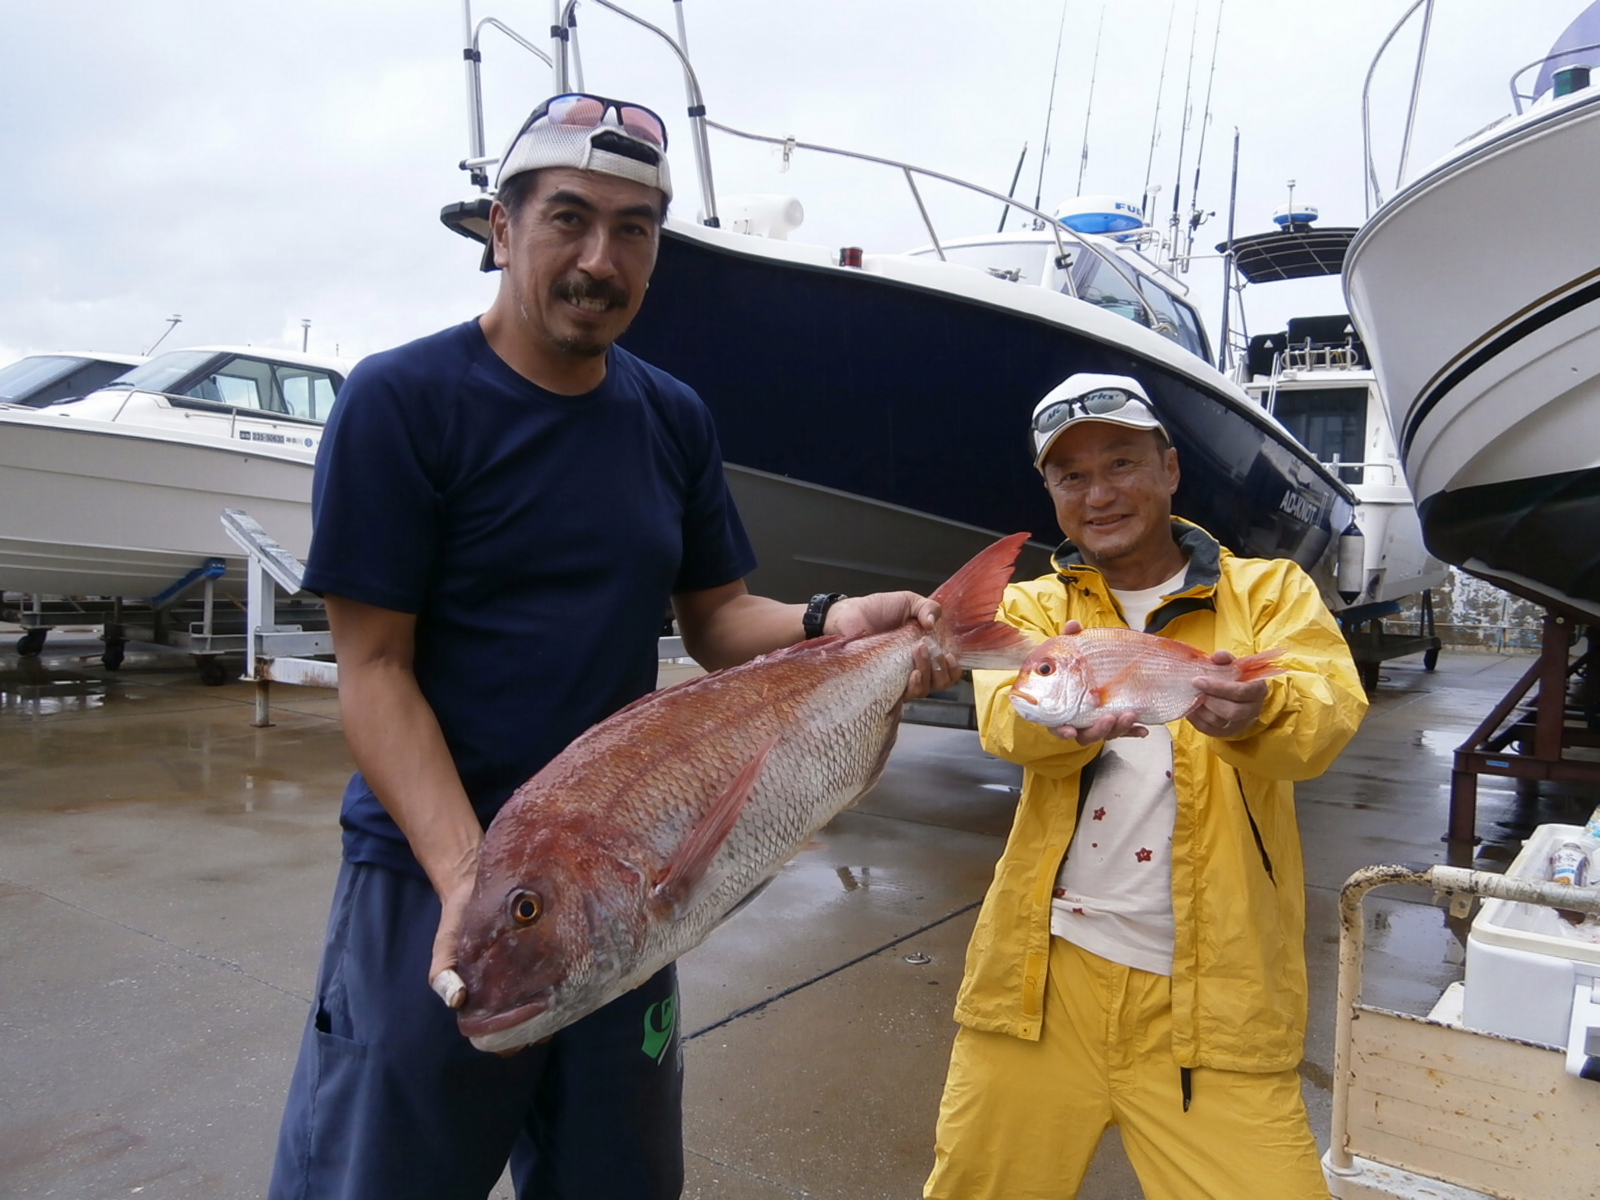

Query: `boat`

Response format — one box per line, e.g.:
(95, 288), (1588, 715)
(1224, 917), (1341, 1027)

(438, 1), (1357, 605)
(1220, 210), (1448, 612)
(0, 351), (145, 408)
(1344, 0), (1600, 622)
(0, 344), (353, 602)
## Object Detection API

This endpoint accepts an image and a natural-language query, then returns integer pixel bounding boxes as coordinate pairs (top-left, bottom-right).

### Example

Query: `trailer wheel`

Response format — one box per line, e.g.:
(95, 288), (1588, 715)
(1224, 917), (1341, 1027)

(198, 659), (231, 687)
(102, 641), (126, 671)
(1423, 647), (1440, 672)
(16, 629), (46, 657)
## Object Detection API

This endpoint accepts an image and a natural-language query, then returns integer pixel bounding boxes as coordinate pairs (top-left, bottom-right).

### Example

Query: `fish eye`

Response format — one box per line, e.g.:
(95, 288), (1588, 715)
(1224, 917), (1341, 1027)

(1036, 662), (1055, 676)
(510, 891), (544, 925)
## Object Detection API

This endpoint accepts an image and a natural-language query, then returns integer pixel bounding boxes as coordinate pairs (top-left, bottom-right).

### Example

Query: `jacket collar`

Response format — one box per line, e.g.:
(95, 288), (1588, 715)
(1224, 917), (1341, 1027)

(1050, 518), (1222, 634)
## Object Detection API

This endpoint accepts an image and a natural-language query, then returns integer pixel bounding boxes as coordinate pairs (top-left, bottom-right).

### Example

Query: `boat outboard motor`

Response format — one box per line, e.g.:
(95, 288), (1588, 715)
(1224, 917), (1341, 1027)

(1337, 518), (1366, 604)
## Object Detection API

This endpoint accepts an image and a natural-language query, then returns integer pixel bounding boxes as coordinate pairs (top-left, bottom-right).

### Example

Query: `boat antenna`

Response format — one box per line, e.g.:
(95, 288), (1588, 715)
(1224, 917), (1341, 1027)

(1076, 4), (1108, 196)
(1182, 0), (1226, 266)
(1140, 0), (1178, 219)
(144, 314), (182, 356)
(1168, 0), (1202, 257)
(1033, 0), (1071, 221)
(997, 141), (1029, 233)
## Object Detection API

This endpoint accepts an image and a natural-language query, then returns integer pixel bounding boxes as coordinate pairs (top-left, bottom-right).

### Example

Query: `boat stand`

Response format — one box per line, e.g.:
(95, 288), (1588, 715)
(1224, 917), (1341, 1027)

(1338, 591), (1442, 694)
(4, 564), (241, 682)
(221, 509), (337, 727)
(1446, 609), (1600, 855)
(1326, 864), (1600, 1199)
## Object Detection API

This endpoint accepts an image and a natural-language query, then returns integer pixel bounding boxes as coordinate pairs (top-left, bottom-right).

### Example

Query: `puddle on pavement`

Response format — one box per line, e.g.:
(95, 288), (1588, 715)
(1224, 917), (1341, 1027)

(0, 664), (108, 715)
(1411, 729), (1462, 756)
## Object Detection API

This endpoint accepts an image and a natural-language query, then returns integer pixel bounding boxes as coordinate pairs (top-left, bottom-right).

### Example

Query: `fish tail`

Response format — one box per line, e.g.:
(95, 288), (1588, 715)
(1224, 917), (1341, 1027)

(930, 533), (1038, 669)
(1234, 646), (1287, 681)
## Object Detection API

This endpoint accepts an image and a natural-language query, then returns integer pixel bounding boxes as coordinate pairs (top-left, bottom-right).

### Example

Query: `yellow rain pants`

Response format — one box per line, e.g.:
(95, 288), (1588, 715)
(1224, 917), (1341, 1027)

(925, 938), (1329, 1200)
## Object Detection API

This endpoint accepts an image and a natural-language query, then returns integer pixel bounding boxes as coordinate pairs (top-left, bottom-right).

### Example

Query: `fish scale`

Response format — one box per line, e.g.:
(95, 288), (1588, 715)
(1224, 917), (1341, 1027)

(453, 533), (1035, 1052)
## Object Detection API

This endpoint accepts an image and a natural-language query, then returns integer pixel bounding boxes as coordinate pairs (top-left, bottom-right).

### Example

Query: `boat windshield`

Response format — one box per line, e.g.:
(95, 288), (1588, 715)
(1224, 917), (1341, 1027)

(912, 237), (1211, 363)
(103, 349), (341, 421)
(104, 350), (220, 393)
(0, 355), (83, 398)
(1072, 252), (1210, 362)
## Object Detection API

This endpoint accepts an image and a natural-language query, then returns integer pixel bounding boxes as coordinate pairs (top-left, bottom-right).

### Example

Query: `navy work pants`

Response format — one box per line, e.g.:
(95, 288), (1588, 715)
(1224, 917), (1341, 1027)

(268, 860), (684, 1200)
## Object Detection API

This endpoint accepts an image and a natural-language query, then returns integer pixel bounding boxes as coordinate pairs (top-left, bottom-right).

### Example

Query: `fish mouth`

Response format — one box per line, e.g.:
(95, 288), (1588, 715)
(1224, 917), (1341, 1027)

(458, 993), (552, 1041)
(1011, 687), (1041, 705)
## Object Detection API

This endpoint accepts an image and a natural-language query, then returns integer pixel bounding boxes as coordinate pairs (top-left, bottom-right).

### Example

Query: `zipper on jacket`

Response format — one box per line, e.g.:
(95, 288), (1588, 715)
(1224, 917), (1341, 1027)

(1234, 769), (1275, 884)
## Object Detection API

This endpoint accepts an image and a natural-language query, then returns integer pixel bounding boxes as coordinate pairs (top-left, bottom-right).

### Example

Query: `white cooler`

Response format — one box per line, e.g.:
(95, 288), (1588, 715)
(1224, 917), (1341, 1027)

(1464, 822), (1600, 1070)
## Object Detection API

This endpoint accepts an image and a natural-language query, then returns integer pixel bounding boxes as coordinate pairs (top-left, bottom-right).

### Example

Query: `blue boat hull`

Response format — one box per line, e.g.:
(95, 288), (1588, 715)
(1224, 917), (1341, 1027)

(621, 228), (1350, 601)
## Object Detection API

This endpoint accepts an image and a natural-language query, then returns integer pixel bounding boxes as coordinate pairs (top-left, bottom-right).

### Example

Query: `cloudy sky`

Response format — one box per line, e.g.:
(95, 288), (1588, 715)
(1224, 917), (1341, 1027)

(0, 1), (1568, 370)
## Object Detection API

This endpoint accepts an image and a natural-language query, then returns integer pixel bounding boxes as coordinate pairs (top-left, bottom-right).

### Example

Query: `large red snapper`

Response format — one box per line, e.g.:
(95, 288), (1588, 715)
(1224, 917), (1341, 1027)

(452, 533), (1035, 1052)
(1008, 626), (1283, 728)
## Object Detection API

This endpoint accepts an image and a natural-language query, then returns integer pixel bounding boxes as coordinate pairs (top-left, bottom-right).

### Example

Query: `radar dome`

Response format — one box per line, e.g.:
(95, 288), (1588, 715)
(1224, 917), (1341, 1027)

(1054, 195), (1146, 237)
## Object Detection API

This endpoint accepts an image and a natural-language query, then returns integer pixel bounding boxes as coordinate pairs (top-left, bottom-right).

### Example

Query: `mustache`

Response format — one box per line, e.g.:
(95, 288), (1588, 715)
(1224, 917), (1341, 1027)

(554, 276), (629, 310)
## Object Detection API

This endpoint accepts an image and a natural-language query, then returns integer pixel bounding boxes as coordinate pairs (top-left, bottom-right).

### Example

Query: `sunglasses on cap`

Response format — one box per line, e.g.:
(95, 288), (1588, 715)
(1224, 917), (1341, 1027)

(518, 93), (669, 152)
(1032, 387), (1148, 438)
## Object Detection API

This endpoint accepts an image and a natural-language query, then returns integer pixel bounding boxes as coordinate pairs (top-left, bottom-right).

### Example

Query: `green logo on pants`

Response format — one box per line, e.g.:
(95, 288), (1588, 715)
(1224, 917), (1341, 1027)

(642, 995), (677, 1063)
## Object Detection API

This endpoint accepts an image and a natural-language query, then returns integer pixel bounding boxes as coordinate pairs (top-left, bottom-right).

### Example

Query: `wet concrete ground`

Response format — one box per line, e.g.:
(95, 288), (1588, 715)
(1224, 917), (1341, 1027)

(0, 634), (1592, 1199)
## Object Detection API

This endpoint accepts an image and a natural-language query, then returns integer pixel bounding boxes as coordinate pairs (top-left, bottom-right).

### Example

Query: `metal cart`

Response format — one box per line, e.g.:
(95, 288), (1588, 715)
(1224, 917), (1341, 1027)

(1326, 864), (1600, 1199)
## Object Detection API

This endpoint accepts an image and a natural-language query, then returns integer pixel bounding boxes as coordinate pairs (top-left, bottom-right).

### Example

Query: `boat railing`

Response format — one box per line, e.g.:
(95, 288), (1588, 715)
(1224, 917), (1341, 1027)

(1360, 0), (1436, 216)
(701, 118), (1132, 308)
(1326, 458), (1403, 486)
(1280, 344), (1364, 373)
(1508, 40), (1600, 113)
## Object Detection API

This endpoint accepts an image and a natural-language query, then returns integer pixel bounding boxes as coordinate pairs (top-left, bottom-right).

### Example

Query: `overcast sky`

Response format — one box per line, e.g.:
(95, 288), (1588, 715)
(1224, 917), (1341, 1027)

(0, 1), (1569, 370)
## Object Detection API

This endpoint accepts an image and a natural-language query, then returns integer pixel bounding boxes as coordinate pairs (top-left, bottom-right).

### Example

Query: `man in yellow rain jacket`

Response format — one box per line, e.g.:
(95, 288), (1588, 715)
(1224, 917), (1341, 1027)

(925, 373), (1366, 1200)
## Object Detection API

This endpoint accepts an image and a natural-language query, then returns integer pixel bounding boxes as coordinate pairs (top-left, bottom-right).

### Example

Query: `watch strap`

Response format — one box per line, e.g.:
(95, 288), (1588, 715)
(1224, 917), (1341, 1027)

(803, 592), (847, 640)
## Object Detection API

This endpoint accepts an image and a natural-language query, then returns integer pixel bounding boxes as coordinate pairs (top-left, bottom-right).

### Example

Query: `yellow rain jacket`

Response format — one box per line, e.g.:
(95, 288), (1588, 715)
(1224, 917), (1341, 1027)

(955, 520), (1366, 1073)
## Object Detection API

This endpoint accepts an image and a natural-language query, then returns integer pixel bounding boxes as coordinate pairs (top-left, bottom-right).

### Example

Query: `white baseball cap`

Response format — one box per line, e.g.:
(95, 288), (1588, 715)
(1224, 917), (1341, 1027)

(1030, 373), (1168, 470)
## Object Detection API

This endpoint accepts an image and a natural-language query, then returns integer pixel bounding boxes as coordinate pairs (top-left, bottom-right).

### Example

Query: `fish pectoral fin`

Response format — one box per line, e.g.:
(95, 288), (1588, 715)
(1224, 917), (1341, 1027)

(1090, 660), (1143, 708)
(649, 734), (779, 921)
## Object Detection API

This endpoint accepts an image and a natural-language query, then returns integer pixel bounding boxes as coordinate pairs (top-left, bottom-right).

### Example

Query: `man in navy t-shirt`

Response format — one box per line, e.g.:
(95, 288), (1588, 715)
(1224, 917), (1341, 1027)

(267, 95), (958, 1200)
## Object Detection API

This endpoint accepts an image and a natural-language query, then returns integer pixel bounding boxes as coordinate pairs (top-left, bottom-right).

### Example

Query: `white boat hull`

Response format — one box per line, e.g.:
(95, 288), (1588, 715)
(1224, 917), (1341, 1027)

(1345, 88), (1600, 617)
(0, 405), (314, 599)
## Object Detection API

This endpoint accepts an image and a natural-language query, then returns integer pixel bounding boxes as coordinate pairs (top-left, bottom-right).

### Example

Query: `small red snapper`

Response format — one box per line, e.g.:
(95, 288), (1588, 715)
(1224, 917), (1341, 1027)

(1008, 626), (1283, 728)
(452, 534), (1035, 1053)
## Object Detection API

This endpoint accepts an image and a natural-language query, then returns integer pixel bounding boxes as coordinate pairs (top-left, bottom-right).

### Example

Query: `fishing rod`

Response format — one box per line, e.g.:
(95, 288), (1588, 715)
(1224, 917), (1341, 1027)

(997, 141), (1029, 233)
(1140, 0), (1178, 219)
(1033, 0), (1071, 221)
(1182, 0), (1226, 268)
(1217, 128), (1240, 375)
(1168, 0), (1202, 256)
(1076, 4), (1107, 196)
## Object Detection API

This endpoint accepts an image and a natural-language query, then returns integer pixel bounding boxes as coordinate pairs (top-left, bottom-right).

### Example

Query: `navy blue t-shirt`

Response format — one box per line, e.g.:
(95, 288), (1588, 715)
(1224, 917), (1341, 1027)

(303, 320), (757, 877)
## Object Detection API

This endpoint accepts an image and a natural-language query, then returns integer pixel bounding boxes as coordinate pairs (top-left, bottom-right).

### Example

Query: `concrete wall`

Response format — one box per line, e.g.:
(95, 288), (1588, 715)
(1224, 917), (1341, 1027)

(1385, 568), (1547, 653)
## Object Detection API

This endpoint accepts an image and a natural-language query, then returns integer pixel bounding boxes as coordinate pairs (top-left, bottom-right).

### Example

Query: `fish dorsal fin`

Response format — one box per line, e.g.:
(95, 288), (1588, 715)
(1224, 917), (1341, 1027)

(650, 734), (779, 920)
(929, 532), (1038, 669)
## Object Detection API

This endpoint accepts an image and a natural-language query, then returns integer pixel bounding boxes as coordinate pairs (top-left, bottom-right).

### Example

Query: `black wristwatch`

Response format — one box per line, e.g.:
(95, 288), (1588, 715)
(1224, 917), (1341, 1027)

(803, 592), (847, 640)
